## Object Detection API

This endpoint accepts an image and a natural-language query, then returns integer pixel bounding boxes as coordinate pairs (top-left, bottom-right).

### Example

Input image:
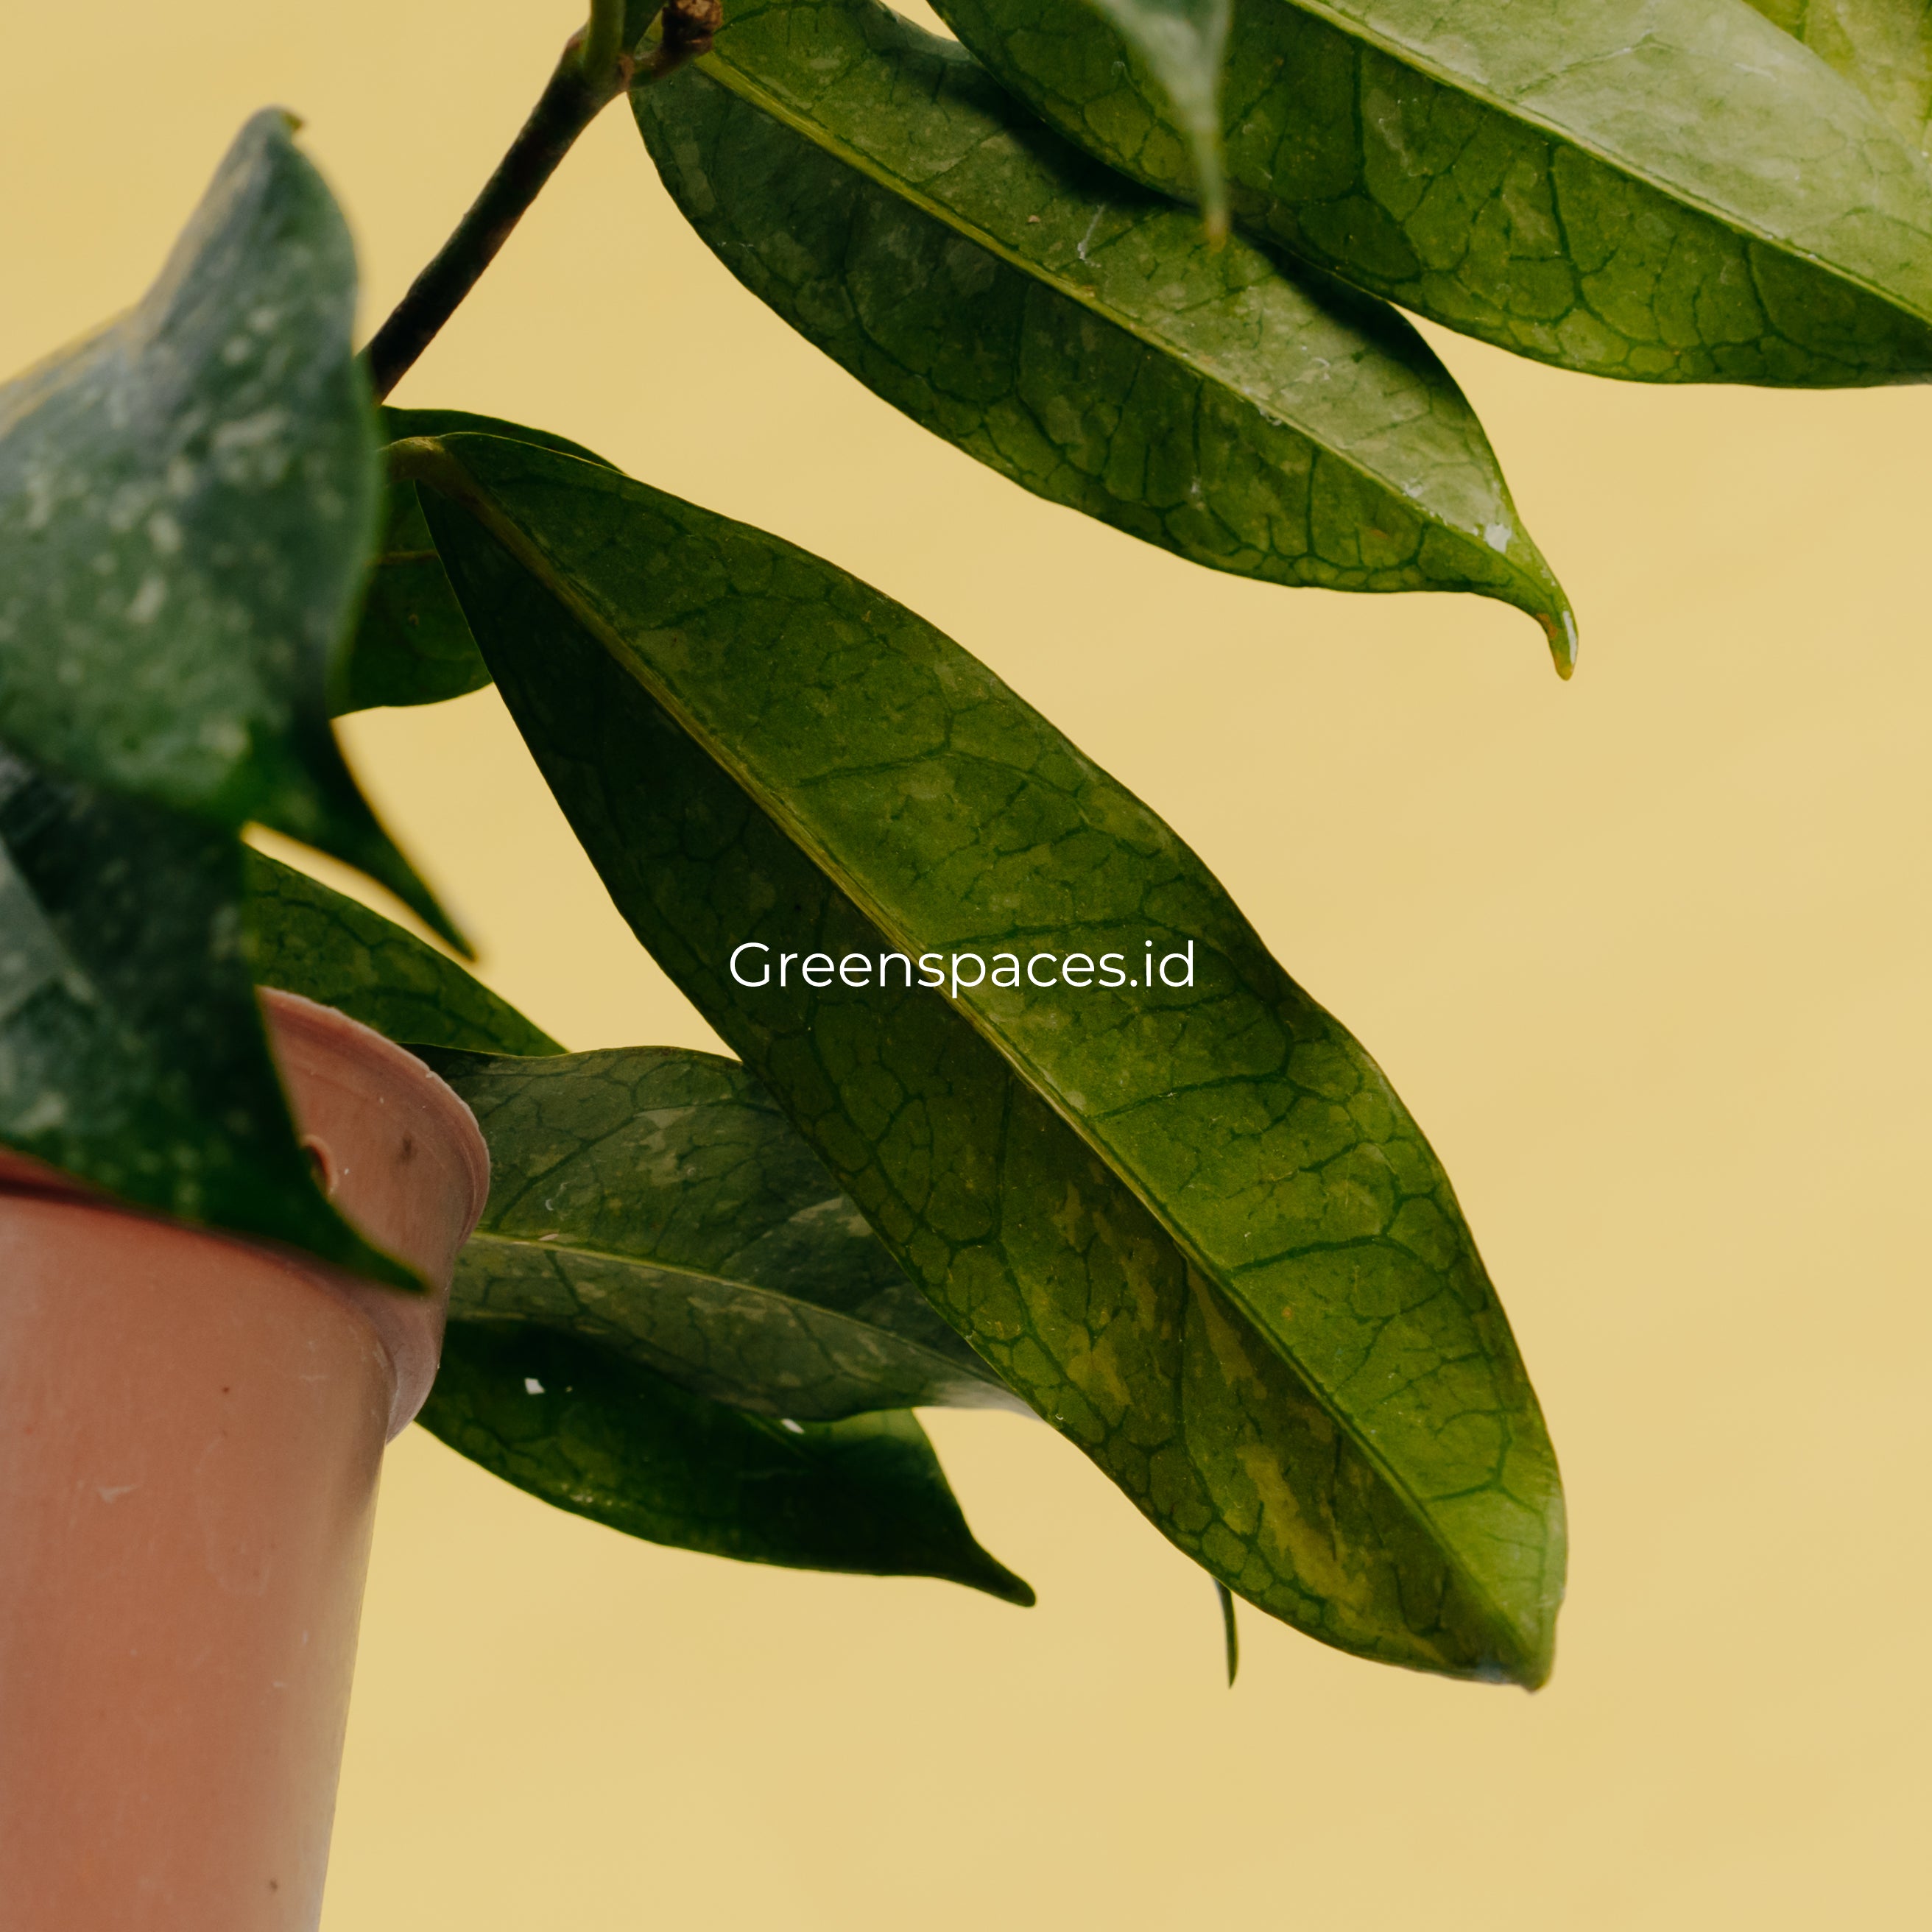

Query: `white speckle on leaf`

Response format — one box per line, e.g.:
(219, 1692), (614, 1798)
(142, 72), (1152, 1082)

(1484, 522), (1511, 552)
(523, 1377), (545, 1395)
(21, 1091), (71, 1137)
(214, 414), (286, 448)
(197, 717), (247, 759)
(22, 469), (55, 531)
(780, 1419), (805, 1434)
(127, 574), (166, 624)
(146, 511), (182, 555)
(212, 409), (292, 483)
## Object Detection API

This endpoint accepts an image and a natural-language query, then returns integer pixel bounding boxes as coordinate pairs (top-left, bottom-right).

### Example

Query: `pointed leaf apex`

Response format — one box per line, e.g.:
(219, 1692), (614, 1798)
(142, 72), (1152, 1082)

(967, 1554), (1037, 1607)
(1544, 607), (1581, 680)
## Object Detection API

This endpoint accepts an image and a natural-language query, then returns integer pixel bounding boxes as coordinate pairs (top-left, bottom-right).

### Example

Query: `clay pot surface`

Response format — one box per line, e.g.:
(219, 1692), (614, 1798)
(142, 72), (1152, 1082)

(0, 991), (487, 1931)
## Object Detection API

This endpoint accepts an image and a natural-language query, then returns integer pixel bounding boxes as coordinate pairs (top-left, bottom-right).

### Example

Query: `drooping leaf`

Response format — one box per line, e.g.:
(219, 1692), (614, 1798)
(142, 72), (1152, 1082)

(242, 849), (563, 1057)
(1744, 0), (1932, 156)
(336, 409), (615, 716)
(409, 432), (1566, 1685)
(0, 112), (457, 943)
(0, 747), (416, 1288)
(1071, 0), (1231, 233)
(421, 1322), (1034, 1602)
(639, 0), (1574, 661)
(932, 0), (1932, 384)
(417, 1043), (1026, 1420)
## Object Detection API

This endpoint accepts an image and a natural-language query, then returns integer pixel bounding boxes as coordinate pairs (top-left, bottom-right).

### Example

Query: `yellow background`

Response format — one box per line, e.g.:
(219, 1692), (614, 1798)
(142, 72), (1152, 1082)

(4, 2), (1927, 1922)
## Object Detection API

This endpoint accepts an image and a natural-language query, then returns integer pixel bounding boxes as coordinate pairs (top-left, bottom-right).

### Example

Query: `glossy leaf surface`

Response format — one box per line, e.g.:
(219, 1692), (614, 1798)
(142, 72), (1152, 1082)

(0, 113), (454, 940)
(242, 850), (562, 1057)
(337, 409), (613, 716)
(934, 0), (1932, 383)
(413, 434), (1566, 1683)
(423, 1043), (1023, 1420)
(639, 0), (1573, 656)
(0, 749), (415, 1287)
(1746, 0), (1932, 155)
(423, 1323), (1034, 1601)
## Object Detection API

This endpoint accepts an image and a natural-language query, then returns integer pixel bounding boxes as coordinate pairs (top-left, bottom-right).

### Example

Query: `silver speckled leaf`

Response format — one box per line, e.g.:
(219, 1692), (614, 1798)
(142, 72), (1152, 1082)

(0, 110), (456, 942)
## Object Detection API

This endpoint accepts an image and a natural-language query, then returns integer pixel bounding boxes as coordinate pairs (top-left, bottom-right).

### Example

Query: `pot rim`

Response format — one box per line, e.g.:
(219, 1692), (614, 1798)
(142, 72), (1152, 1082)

(0, 989), (492, 1439)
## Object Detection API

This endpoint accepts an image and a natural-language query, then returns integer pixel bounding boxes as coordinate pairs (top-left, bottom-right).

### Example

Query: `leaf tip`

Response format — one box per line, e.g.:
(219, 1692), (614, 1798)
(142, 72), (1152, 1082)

(1498, 1646), (1554, 1693)
(345, 829), (475, 960)
(977, 1558), (1037, 1609)
(1485, 1604), (1559, 1692)
(426, 900), (478, 962)
(1541, 605), (1579, 680)
(1216, 1579), (1240, 1686)
(1185, 130), (1230, 250)
(951, 1534), (1034, 1606)
(342, 1233), (431, 1296)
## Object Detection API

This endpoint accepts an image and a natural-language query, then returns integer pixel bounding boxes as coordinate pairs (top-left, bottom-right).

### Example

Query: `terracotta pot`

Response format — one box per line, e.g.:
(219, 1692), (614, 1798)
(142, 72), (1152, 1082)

(0, 990), (488, 1931)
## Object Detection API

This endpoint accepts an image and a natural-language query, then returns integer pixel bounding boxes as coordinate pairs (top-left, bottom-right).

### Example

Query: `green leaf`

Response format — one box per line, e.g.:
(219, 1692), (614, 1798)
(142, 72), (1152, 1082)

(639, 0), (1573, 661)
(1073, 0), (1232, 234)
(932, 0), (1932, 384)
(336, 409), (615, 716)
(0, 111), (458, 945)
(1744, 0), (1932, 156)
(242, 849), (563, 1057)
(0, 747), (417, 1288)
(421, 1322), (1035, 1603)
(419, 1043), (1026, 1420)
(409, 433), (1566, 1685)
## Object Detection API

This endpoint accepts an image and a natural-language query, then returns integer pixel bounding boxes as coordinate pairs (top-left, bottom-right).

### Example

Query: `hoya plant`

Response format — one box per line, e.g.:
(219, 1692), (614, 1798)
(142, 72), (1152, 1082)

(4, 0), (1927, 1698)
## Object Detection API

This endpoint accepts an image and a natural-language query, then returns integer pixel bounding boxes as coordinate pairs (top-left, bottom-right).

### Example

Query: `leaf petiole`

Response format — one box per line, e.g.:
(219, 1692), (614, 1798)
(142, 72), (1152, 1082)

(581, 0), (635, 77)
(362, 1), (690, 401)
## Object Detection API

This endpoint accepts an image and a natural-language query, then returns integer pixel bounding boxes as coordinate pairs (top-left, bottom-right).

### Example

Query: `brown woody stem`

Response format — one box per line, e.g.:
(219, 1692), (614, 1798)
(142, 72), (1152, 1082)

(360, 0), (727, 402)
(362, 15), (641, 403)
